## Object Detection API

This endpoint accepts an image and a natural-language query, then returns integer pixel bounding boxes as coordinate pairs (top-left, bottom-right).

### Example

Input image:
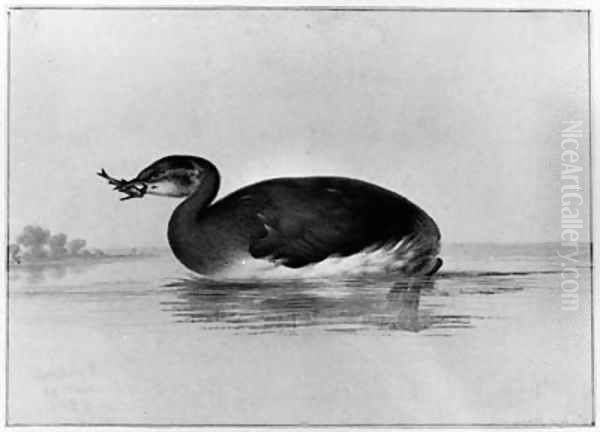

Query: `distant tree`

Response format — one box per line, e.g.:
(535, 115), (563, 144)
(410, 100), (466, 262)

(17, 225), (50, 260)
(67, 239), (87, 255)
(17, 225), (50, 247)
(48, 233), (68, 258)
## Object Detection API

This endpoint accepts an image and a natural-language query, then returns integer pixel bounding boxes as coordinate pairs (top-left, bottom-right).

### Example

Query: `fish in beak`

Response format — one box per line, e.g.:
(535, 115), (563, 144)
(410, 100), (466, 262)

(97, 169), (148, 201)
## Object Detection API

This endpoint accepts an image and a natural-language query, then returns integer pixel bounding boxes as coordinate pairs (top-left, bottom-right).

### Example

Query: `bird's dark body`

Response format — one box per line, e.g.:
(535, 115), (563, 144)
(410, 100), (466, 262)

(167, 176), (441, 277)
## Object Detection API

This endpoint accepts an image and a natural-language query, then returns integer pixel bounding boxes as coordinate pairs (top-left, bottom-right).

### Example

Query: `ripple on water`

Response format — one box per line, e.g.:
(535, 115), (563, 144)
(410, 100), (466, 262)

(158, 270), (551, 334)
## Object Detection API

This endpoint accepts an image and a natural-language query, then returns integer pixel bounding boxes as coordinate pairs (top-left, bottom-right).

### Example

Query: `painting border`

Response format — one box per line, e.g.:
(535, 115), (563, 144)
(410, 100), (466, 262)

(2, 2), (596, 428)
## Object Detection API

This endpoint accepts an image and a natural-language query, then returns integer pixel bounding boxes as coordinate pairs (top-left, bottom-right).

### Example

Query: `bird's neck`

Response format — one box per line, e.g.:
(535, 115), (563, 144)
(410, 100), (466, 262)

(172, 164), (221, 225)
(167, 161), (220, 271)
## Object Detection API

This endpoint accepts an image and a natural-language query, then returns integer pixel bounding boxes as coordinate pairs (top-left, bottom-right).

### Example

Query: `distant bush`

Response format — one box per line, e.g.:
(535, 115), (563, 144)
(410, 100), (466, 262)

(9, 225), (103, 263)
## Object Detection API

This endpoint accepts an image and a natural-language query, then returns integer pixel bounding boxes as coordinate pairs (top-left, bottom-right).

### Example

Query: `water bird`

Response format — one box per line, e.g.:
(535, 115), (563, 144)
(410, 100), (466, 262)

(98, 155), (442, 278)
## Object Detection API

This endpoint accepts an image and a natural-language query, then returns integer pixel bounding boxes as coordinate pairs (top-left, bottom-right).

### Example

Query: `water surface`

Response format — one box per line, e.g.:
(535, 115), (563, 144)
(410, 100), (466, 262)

(8, 243), (593, 425)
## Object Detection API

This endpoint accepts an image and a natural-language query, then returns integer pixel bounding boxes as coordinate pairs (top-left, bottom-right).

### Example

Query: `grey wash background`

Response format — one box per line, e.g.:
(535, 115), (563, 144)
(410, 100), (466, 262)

(6, 8), (593, 426)
(9, 9), (590, 249)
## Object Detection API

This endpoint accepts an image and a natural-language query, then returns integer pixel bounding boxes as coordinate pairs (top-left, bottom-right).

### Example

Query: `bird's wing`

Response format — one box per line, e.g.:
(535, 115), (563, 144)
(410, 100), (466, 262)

(245, 179), (407, 268)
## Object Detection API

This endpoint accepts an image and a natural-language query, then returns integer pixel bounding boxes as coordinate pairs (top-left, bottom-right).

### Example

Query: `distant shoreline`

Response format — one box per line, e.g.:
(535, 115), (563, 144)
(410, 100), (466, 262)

(7, 252), (161, 268)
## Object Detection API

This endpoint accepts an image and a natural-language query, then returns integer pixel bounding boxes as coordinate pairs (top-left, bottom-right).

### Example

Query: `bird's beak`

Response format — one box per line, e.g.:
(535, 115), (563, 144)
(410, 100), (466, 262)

(117, 179), (148, 201)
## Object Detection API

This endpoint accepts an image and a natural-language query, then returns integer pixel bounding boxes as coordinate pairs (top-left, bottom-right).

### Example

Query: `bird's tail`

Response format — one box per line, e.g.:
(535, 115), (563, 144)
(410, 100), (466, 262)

(392, 233), (442, 276)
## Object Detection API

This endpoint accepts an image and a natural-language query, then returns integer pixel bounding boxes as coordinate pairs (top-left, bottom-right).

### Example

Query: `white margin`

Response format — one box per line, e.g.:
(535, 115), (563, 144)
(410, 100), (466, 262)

(0, 2), (596, 432)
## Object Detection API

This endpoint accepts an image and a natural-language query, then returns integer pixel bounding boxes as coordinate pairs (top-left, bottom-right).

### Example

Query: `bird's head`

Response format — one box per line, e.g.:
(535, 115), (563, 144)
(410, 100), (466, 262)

(98, 155), (218, 201)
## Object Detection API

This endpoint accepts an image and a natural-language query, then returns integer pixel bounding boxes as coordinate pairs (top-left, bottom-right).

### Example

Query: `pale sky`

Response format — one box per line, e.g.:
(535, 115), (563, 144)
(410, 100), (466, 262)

(9, 9), (590, 249)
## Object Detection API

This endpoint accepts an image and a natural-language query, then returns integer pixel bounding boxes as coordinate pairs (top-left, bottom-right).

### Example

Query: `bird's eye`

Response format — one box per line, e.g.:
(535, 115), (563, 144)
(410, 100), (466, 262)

(150, 185), (158, 190)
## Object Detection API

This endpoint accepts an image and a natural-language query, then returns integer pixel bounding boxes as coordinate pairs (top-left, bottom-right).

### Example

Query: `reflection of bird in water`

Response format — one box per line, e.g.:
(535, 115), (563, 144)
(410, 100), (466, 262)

(99, 155), (443, 279)
(387, 279), (433, 332)
(161, 277), (461, 333)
